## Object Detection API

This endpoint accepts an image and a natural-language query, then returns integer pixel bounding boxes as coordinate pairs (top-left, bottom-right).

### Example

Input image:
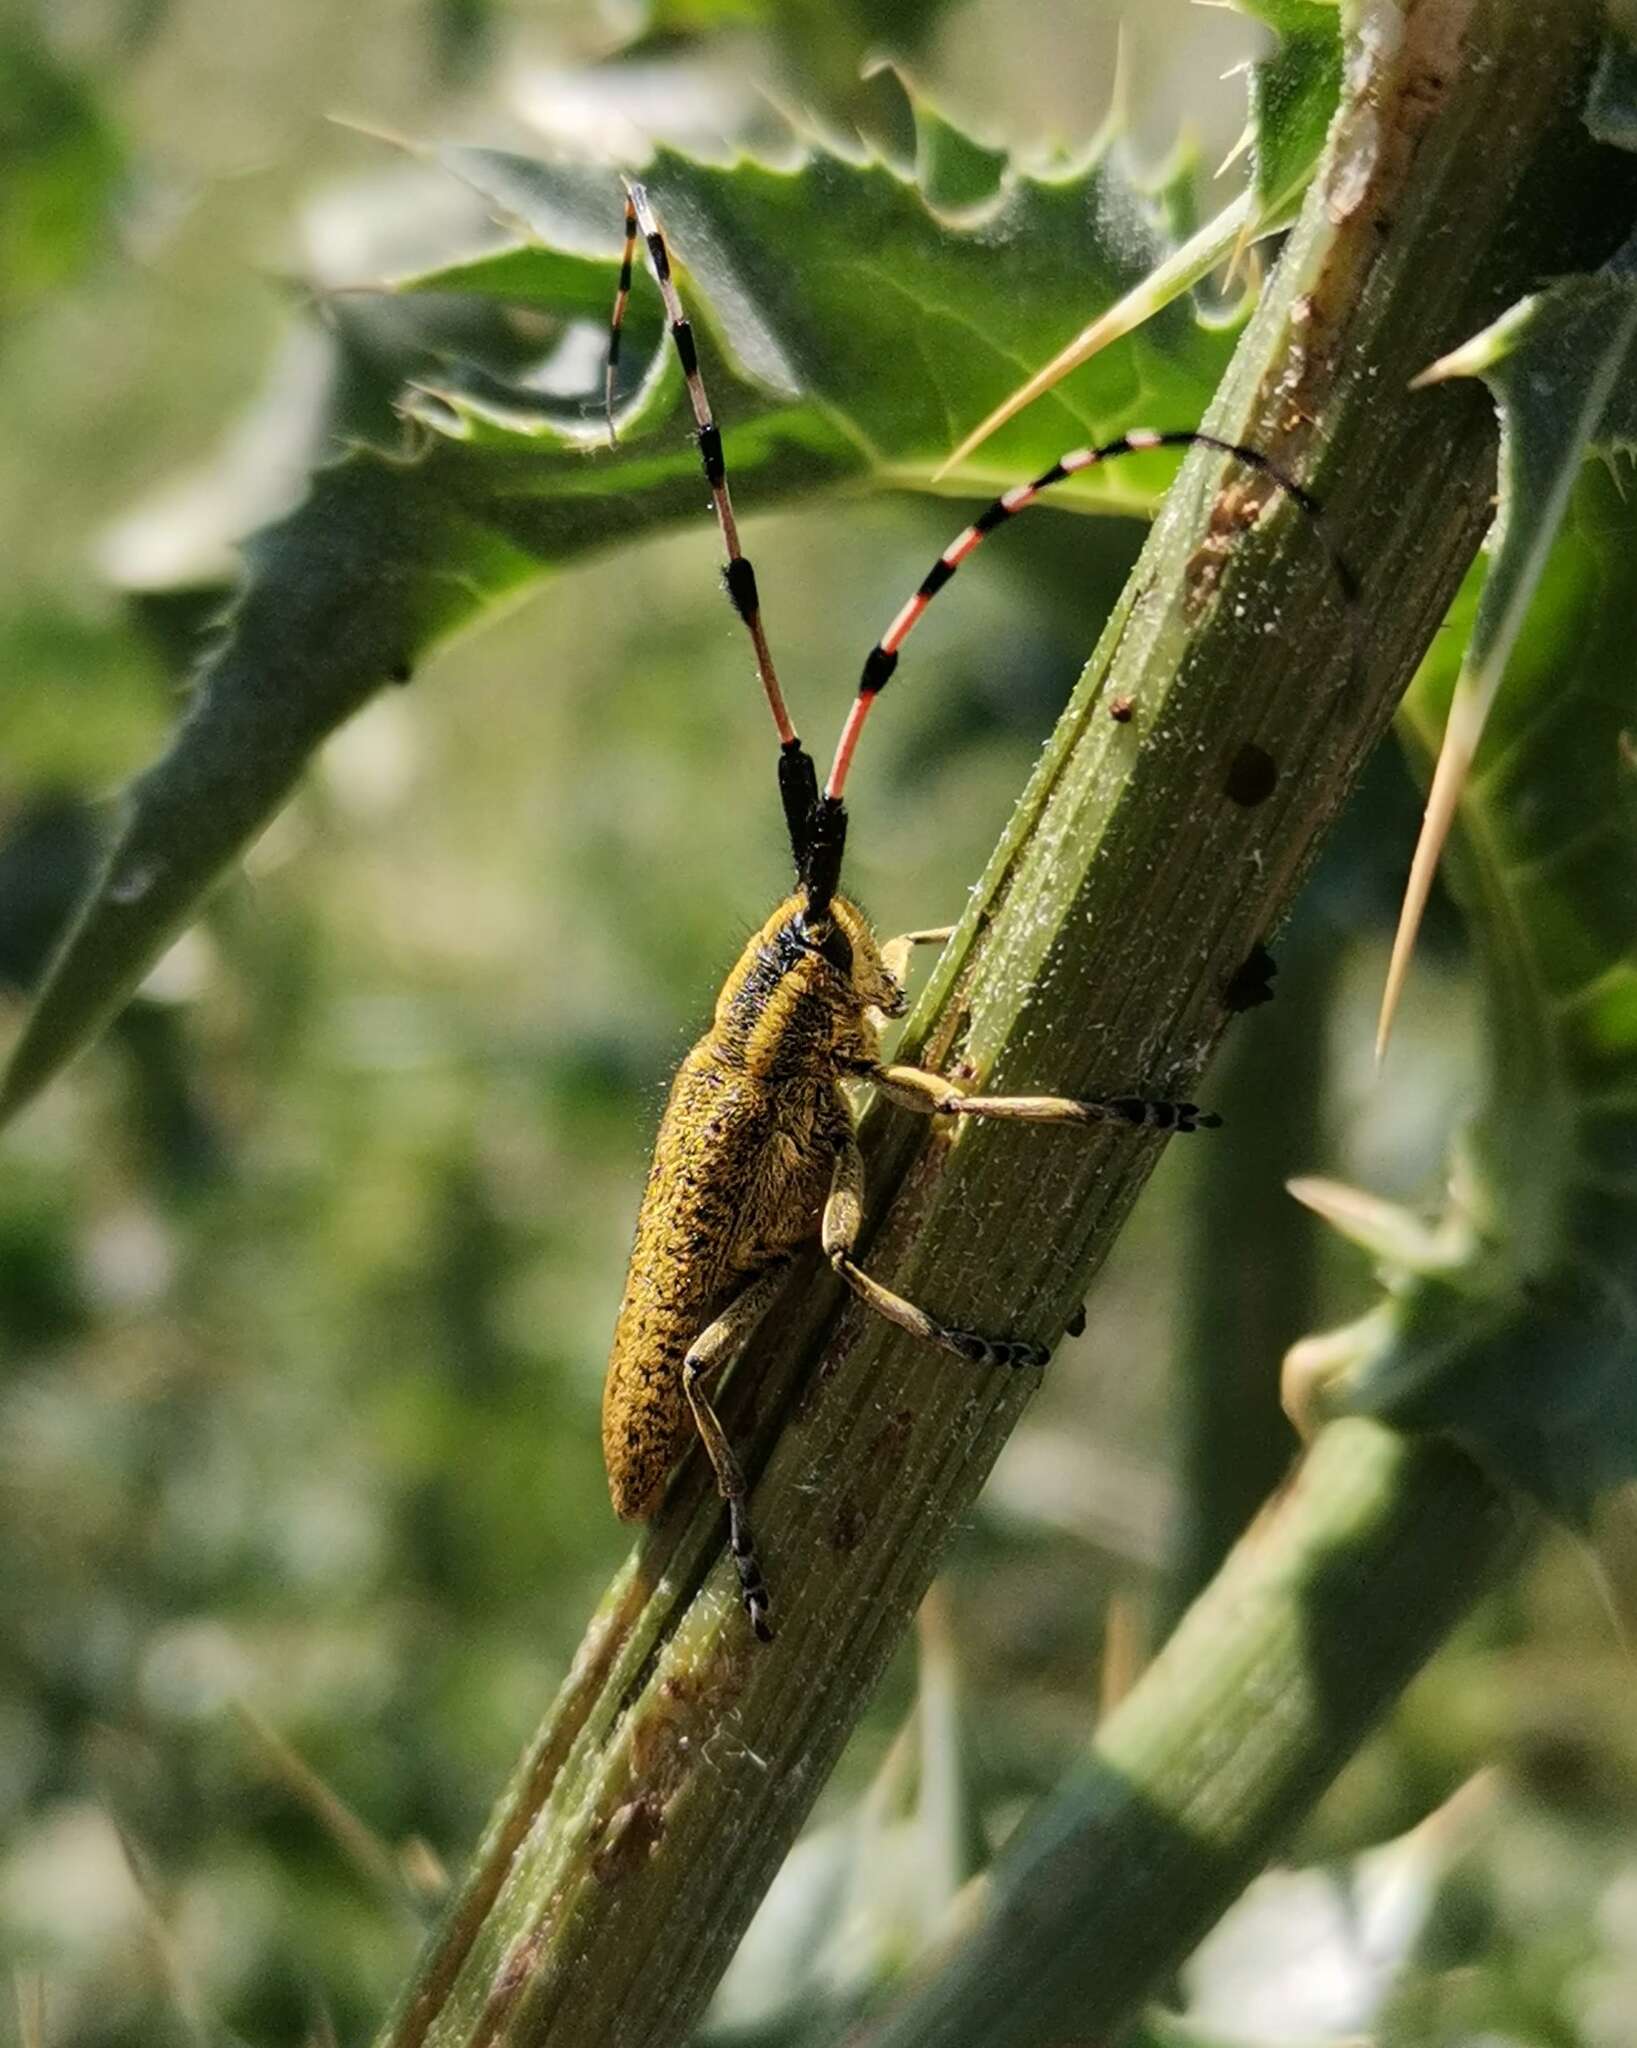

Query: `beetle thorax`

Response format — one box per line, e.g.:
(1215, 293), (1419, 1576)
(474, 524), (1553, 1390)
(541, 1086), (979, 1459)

(709, 892), (900, 1076)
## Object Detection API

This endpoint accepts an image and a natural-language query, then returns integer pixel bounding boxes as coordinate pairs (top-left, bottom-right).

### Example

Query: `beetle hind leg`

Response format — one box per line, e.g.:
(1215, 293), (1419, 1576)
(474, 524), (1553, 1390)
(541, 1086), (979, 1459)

(822, 1135), (1049, 1371)
(681, 1260), (790, 1643)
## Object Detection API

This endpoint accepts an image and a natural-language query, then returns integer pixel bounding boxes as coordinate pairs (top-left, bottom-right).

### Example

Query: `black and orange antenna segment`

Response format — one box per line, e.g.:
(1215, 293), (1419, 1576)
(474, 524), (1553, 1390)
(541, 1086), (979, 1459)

(826, 430), (1359, 810)
(608, 181), (822, 878)
(608, 188), (1359, 929)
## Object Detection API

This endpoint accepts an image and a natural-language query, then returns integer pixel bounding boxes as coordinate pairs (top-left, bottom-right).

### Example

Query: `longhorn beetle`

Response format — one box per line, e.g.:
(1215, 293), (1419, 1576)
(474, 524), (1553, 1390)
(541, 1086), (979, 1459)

(599, 180), (1355, 1641)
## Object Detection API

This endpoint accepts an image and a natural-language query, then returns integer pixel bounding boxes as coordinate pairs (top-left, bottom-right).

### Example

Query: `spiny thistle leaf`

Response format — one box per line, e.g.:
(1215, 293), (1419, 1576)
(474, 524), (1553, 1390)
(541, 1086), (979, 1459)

(1378, 226), (1637, 1052)
(1288, 462), (1637, 1520)
(934, 0), (1343, 475)
(1, 113), (1245, 1125)
(1230, 0), (1344, 226)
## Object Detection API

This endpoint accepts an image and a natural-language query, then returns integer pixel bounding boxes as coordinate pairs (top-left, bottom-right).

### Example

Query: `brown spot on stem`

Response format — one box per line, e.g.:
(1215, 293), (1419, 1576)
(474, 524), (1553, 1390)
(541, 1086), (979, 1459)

(831, 1495), (867, 1553)
(474, 1921), (550, 2043)
(592, 1798), (664, 1884)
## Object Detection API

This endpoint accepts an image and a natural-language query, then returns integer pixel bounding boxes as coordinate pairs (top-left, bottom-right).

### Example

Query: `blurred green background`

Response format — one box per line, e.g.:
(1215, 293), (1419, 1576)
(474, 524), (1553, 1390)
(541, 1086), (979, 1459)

(3, 4), (1635, 2045)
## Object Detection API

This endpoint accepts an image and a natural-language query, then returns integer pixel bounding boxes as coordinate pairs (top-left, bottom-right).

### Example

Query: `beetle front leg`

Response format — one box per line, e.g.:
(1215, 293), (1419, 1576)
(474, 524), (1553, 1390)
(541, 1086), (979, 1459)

(682, 1259), (791, 1643)
(867, 1062), (1220, 1133)
(877, 924), (956, 991)
(821, 1136), (1048, 1370)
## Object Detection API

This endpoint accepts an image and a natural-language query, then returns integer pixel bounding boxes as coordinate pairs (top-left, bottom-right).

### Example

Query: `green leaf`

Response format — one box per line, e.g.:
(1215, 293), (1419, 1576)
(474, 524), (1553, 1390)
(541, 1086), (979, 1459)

(1, 120), (1239, 1124)
(1376, 229), (1637, 1050)
(933, 0), (1341, 475)
(1231, 0), (1343, 225)
(902, 80), (1010, 214)
(1424, 232), (1637, 677)
(0, 27), (124, 330)
(1292, 463), (1637, 1519)
(430, 141), (1229, 473)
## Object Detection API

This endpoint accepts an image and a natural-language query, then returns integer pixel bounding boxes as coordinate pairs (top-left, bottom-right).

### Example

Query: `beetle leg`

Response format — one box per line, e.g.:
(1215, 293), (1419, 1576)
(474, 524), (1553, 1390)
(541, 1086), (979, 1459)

(877, 924), (956, 991)
(682, 1259), (791, 1643)
(821, 1136), (1048, 1370)
(867, 1062), (1220, 1133)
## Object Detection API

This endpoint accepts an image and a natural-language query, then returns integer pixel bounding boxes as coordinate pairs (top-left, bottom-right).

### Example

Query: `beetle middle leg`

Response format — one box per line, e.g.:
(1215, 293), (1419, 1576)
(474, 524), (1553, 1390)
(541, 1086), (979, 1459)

(683, 1259), (791, 1643)
(822, 1135), (1048, 1370)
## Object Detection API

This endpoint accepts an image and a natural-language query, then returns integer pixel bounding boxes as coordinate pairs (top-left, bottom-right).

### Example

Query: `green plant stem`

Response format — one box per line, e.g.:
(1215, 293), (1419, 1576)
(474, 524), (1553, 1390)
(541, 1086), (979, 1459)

(871, 1421), (1526, 2048)
(1166, 923), (1334, 1623)
(377, 4), (1637, 2044)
